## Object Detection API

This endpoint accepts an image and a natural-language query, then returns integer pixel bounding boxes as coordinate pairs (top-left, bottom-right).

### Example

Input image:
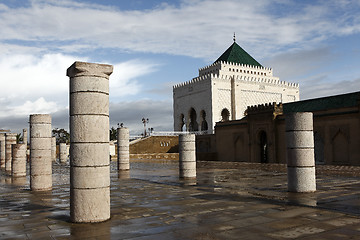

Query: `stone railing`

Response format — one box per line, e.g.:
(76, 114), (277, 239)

(150, 131), (210, 136)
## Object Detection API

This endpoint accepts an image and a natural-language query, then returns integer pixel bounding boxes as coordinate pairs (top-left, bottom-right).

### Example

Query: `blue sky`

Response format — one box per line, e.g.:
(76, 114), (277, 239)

(1, 0), (360, 134)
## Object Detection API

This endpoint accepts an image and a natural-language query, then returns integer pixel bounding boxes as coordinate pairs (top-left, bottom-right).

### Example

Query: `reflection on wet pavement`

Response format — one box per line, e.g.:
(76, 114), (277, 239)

(0, 160), (359, 239)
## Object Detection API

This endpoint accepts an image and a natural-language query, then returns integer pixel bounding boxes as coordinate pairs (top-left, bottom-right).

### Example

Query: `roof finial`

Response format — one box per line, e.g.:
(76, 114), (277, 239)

(233, 32), (236, 42)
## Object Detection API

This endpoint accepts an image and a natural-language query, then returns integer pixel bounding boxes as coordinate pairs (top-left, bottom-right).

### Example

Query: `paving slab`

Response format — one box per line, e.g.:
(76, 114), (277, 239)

(0, 160), (359, 239)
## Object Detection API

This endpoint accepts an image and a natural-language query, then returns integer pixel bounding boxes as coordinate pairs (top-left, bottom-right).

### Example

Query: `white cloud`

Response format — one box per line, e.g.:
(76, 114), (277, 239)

(0, 105), (69, 134)
(109, 100), (173, 135)
(110, 60), (159, 100)
(263, 47), (333, 81)
(1, 0), (360, 59)
(10, 97), (59, 116)
(1, 0), (360, 133)
(0, 98), (173, 134)
(301, 77), (360, 100)
(0, 53), (79, 105)
(0, 4), (9, 11)
(0, 53), (158, 131)
(0, 97), (66, 133)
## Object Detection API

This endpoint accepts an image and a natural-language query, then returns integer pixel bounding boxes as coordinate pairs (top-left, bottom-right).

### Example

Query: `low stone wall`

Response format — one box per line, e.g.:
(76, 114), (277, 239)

(129, 153), (179, 160)
(196, 152), (218, 161)
(130, 136), (178, 154)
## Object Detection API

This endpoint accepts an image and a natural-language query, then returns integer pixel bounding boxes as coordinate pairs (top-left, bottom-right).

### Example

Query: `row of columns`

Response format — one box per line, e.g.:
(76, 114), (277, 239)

(1, 61), (317, 226)
(66, 61), (197, 223)
(116, 127), (196, 179)
(0, 116), (69, 189)
(0, 61), (198, 224)
(0, 131), (26, 177)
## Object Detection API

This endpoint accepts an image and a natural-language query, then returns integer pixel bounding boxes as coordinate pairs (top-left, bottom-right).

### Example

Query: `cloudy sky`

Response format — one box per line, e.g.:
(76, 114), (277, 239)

(1, 0), (360, 135)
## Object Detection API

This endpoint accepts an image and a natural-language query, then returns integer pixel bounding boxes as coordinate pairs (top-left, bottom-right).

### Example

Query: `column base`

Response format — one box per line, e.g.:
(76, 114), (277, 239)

(287, 167), (316, 192)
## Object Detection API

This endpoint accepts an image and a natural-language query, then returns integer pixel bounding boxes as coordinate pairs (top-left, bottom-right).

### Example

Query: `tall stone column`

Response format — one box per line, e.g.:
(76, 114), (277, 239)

(23, 128), (28, 145)
(285, 112), (316, 192)
(0, 133), (6, 170)
(51, 137), (57, 162)
(5, 133), (17, 173)
(11, 144), (27, 177)
(179, 134), (196, 178)
(59, 143), (67, 163)
(30, 114), (52, 191)
(117, 127), (130, 171)
(67, 61), (113, 223)
(22, 129), (28, 161)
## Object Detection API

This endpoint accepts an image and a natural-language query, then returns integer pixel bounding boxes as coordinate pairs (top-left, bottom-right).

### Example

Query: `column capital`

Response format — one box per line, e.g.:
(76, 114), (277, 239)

(5, 132), (17, 137)
(67, 61), (113, 79)
(29, 114), (51, 124)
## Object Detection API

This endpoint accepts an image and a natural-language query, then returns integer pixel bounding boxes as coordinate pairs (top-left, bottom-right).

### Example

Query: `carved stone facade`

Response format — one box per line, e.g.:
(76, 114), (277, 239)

(173, 41), (299, 133)
(213, 91), (360, 166)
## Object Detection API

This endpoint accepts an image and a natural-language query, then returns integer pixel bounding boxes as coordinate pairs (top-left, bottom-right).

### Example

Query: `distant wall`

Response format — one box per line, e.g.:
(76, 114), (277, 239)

(196, 134), (217, 161)
(215, 103), (360, 166)
(129, 136), (178, 154)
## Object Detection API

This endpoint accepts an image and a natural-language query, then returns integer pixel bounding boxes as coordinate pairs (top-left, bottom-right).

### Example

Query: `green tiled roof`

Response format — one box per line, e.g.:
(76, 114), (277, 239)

(283, 91), (360, 113)
(214, 42), (262, 67)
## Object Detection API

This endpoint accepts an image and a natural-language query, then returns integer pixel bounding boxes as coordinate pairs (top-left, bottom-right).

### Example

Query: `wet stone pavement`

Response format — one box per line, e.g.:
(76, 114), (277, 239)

(0, 160), (359, 239)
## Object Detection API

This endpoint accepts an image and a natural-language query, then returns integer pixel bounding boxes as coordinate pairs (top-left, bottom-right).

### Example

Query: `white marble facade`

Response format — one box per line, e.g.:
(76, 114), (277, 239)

(173, 52), (299, 133)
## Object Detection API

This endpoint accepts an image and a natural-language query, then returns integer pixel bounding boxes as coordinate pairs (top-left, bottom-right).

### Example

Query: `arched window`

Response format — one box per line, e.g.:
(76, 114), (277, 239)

(221, 108), (230, 121)
(200, 110), (208, 131)
(180, 114), (185, 132)
(188, 108), (199, 132)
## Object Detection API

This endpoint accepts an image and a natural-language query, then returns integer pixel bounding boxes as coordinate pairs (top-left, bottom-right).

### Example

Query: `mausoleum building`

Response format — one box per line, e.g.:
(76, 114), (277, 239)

(173, 40), (299, 133)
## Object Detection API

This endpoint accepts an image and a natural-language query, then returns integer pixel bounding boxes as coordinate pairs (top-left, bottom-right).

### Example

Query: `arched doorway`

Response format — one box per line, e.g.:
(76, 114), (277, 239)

(259, 131), (268, 163)
(314, 131), (324, 164)
(221, 108), (230, 121)
(200, 110), (208, 131)
(332, 130), (349, 164)
(234, 135), (246, 162)
(188, 108), (199, 132)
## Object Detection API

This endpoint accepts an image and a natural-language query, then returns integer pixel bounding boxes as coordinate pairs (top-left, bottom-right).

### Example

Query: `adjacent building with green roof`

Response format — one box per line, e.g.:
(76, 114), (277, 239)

(215, 90), (360, 166)
(283, 91), (360, 113)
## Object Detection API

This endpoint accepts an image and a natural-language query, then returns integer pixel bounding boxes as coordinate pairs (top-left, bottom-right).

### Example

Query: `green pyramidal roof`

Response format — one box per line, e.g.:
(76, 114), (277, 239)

(214, 42), (262, 67)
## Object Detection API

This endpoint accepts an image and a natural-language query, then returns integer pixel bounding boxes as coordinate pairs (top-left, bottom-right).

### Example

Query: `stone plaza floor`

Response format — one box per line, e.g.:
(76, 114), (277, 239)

(0, 160), (359, 239)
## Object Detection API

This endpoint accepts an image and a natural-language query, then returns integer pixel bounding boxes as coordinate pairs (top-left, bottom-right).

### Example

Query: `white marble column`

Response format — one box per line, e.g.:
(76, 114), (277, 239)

(285, 112), (316, 192)
(117, 127), (130, 171)
(5, 133), (17, 173)
(179, 134), (196, 178)
(59, 143), (67, 163)
(30, 114), (52, 191)
(67, 61), (113, 223)
(0, 133), (6, 170)
(11, 144), (27, 177)
(51, 137), (57, 162)
(23, 128), (28, 145)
